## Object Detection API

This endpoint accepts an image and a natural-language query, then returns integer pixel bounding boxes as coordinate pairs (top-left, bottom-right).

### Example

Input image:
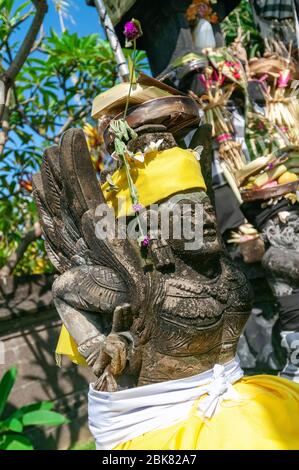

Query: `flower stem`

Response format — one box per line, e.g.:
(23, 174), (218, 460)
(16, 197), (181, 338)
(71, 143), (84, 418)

(123, 39), (137, 119)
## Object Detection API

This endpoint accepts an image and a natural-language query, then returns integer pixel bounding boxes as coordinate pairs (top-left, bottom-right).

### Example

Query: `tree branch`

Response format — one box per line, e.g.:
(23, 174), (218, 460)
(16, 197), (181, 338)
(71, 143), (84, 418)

(30, 24), (45, 53)
(54, 107), (89, 143)
(54, 116), (75, 142)
(0, 89), (11, 155)
(0, 0), (48, 122)
(0, 222), (42, 280)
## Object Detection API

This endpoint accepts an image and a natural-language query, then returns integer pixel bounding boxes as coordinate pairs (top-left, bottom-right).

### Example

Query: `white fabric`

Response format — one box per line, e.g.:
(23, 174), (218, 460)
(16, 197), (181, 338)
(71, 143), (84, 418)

(88, 358), (244, 450)
(192, 18), (216, 50)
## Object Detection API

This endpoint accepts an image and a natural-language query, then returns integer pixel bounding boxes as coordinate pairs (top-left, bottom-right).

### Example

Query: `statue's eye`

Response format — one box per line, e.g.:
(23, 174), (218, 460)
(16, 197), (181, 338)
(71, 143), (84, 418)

(205, 205), (214, 214)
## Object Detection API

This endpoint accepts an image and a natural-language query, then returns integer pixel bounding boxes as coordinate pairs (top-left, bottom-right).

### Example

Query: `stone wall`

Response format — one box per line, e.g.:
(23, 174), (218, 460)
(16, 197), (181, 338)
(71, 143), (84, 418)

(0, 274), (93, 450)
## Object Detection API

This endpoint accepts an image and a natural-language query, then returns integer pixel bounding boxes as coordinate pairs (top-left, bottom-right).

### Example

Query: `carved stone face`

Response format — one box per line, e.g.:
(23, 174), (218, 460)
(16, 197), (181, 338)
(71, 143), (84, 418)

(159, 191), (222, 259)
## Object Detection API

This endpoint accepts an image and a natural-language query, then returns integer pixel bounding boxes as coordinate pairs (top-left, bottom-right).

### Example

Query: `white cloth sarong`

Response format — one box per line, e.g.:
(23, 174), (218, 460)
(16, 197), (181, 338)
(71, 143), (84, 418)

(88, 358), (243, 450)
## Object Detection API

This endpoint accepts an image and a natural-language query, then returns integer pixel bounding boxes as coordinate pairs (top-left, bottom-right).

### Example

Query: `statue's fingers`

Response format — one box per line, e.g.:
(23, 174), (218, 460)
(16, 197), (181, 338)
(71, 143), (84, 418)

(93, 367), (117, 392)
(105, 339), (127, 375)
(111, 305), (124, 333)
(121, 304), (133, 330)
(105, 368), (118, 392)
(111, 303), (132, 332)
(92, 347), (110, 377)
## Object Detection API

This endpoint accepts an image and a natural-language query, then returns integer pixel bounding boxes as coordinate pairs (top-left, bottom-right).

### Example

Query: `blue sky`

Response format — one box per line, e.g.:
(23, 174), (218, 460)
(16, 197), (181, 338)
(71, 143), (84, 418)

(12, 1), (106, 39)
(3, 1), (109, 182)
(10, 1), (107, 57)
(45, 1), (105, 37)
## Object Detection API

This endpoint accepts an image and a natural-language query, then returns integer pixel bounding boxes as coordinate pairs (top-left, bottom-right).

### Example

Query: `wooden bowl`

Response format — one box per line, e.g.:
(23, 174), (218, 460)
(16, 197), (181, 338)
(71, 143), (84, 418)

(103, 96), (200, 153)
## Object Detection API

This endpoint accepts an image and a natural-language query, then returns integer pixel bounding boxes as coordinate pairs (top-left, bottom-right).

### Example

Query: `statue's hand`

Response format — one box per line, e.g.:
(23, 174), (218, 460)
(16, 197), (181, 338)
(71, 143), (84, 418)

(93, 333), (128, 376)
(78, 332), (129, 392)
(85, 304), (132, 392)
(91, 334), (129, 392)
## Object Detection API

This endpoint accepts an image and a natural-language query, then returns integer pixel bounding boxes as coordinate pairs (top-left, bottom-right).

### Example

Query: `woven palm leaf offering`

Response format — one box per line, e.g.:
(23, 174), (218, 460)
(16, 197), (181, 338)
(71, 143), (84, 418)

(231, 144), (299, 262)
(189, 61), (247, 184)
(237, 147), (299, 203)
(249, 41), (299, 148)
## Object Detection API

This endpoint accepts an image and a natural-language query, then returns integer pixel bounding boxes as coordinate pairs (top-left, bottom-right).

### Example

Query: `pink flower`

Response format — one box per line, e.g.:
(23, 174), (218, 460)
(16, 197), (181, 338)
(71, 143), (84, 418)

(132, 203), (143, 213)
(278, 70), (291, 88)
(141, 235), (150, 248)
(212, 70), (225, 85)
(198, 74), (211, 88)
(258, 74), (268, 83)
(123, 19), (142, 46)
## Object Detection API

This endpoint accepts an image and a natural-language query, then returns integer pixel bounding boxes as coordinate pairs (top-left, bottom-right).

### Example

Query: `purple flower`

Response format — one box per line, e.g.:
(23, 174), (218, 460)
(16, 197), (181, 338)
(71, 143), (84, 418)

(123, 19), (142, 46)
(132, 203), (143, 213)
(141, 235), (150, 248)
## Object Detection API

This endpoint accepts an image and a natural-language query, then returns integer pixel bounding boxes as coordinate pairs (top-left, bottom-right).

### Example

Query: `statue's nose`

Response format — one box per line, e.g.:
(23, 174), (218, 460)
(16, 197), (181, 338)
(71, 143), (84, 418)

(204, 211), (215, 227)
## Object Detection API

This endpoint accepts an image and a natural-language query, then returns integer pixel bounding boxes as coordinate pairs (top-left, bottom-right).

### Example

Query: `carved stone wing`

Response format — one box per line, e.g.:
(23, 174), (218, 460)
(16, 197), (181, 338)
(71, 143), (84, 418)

(32, 128), (150, 390)
(33, 129), (146, 306)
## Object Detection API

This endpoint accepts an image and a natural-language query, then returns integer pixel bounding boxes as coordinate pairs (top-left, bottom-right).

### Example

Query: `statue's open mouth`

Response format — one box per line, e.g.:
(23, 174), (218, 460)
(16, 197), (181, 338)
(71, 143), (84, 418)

(203, 228), (216, 236)
(203, 228), (217, 242)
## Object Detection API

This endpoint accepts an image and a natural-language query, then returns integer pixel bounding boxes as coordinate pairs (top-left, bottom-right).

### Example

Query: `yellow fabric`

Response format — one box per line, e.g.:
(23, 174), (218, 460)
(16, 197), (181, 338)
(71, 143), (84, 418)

(56, 325), (87, 366)
(115, 375), (299, 450)
(102, 147), (206, 218)
(55, 147), (206, 362)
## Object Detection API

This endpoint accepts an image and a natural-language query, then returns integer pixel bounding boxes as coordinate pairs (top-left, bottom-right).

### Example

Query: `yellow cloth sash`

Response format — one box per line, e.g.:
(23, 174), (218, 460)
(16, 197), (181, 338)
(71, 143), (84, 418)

(116, 375), (299, 450)
(102, 147), (206, 218)
(56, 147), (206, 364)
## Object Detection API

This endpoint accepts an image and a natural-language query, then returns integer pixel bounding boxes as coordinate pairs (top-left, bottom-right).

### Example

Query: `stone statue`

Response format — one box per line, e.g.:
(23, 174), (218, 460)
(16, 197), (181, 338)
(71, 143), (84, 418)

(242, 197), (299, 382)
(262, 210), (299, 381)
(32, 125), (252, 392)
(262, 211), (299, 298)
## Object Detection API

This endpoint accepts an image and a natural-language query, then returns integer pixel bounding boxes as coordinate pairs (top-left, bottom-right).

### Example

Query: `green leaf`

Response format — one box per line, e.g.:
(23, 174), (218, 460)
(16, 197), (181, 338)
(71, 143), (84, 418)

(0, 433), (33, 450)
(3, 417), (23, 433)
(22, 410), (68, 427)
(3, 0), (14, 15)
(12, 1), (31, 21)
(0, 367), (17, 418)
(9, 401), (53, 422)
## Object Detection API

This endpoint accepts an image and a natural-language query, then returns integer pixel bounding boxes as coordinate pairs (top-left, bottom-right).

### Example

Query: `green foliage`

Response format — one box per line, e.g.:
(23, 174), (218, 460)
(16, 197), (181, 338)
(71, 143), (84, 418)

(0, 0), (148, 275)
(0, 367), (68, 450)
(221, 0), (263, 58)
(70, 439), (96, 450)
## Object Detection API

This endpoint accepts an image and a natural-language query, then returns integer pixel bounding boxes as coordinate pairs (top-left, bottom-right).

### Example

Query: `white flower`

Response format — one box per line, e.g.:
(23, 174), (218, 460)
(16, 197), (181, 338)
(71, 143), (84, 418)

(143, 139), (164, 155)
(191, 145), (204, 161)
(111, 151), (120, 161)
(132, 151), (145, 163)
(278, 211), (291, 224)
